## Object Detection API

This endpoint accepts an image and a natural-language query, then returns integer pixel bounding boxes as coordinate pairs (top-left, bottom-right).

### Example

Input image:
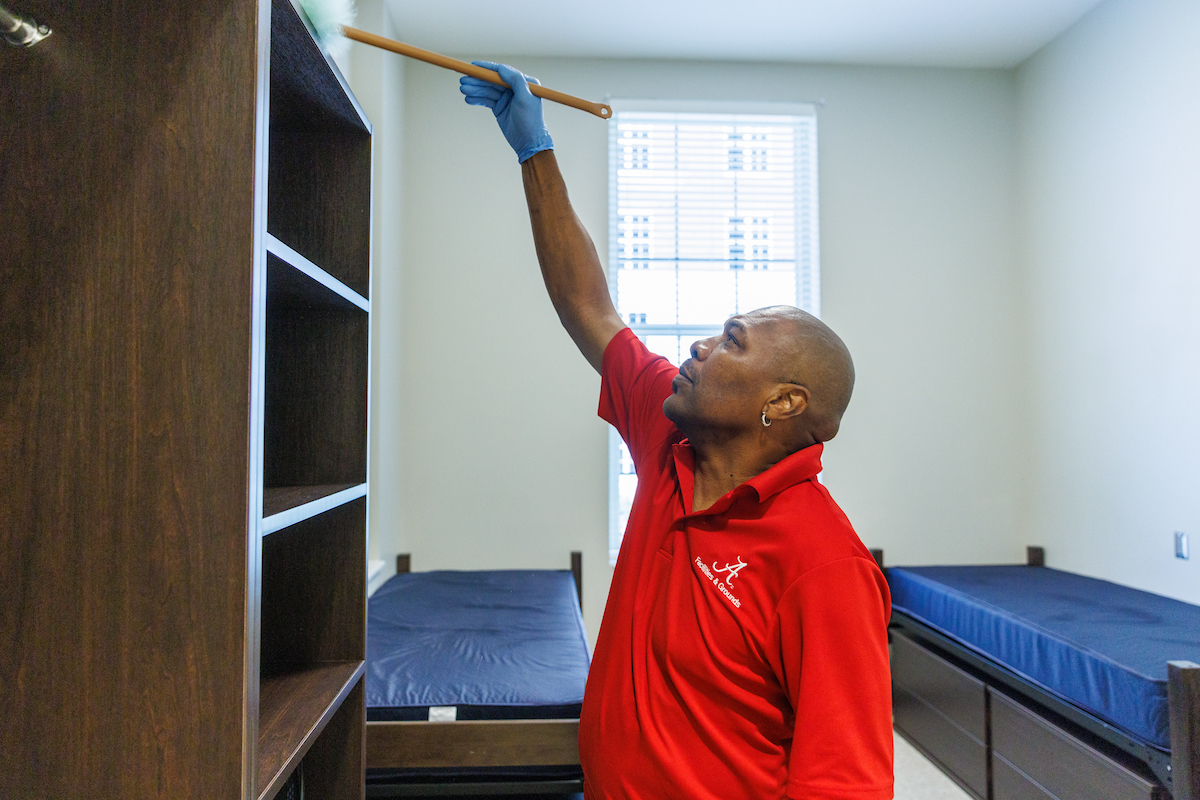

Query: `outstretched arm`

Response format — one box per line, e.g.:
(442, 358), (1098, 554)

(461, 62), (625, 372)
(520, 150), (625, 372)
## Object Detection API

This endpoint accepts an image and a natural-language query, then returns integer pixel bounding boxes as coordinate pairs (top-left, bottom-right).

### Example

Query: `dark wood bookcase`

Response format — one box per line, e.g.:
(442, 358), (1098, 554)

(1, 1), (372, 797)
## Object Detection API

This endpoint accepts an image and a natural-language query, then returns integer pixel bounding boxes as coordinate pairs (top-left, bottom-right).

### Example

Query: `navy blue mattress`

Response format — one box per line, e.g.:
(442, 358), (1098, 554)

(887, 566), (1200, 751)
(366, 569), (591, 723)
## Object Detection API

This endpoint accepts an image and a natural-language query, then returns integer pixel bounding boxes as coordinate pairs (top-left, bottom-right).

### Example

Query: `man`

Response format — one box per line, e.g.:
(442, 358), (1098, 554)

(462, 63), (893, 800)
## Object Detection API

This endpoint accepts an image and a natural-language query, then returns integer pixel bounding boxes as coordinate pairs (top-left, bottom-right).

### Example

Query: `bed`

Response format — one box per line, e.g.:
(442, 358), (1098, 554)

(364, 553), (589, 797)
(879, 547), (1200, 800)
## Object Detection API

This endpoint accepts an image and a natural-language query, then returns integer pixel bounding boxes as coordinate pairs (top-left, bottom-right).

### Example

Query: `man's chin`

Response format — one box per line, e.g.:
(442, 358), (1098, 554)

(662, 394), (679, 422)
(662, 394), (688, 427)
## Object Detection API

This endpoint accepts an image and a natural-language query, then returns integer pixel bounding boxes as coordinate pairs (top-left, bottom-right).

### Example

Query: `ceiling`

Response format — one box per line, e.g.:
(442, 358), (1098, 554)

(381, 0), (1107, 69)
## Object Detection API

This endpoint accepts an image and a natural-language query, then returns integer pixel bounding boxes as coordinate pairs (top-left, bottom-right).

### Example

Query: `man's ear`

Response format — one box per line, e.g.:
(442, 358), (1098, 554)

(767, 384), (810, 421)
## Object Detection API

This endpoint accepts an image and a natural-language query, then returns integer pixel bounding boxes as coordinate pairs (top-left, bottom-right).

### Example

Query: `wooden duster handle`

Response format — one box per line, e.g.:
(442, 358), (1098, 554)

(342, 27), (612, 120)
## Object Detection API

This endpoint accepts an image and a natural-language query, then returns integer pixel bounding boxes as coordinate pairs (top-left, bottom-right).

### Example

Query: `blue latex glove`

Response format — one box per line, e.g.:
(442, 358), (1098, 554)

(460, 61), (554, 163)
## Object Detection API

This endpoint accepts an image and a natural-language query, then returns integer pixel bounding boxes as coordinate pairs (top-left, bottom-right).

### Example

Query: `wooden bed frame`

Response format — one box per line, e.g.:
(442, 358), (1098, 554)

(364, 553), (586, 797)
(877, 547), (1200, 800)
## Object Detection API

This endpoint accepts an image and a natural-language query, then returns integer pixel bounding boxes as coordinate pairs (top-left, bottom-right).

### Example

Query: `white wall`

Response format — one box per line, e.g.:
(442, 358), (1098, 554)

(1017, 0), (1200, 602)
(345, 0), (1200, 640)
(392, 57), (1024, 641)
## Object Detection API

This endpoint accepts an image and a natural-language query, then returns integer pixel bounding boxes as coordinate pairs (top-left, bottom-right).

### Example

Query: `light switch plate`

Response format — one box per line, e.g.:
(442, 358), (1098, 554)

(1176, 531), (1189, 560)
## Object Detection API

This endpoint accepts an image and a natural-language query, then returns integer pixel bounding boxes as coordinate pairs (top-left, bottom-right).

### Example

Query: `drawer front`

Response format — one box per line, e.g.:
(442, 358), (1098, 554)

(892, 631), (987, 741)
(990, 689), (1161, 800)
(894, 684), (988, 800)
(993, 753), (1056, 800)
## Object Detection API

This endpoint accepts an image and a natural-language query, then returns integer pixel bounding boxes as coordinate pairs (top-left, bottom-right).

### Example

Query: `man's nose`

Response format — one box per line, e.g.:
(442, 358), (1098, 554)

(690, 337), (713, 360)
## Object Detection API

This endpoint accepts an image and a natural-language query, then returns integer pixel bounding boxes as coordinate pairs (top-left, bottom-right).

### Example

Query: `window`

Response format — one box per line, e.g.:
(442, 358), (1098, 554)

(607, 102), (820, 563)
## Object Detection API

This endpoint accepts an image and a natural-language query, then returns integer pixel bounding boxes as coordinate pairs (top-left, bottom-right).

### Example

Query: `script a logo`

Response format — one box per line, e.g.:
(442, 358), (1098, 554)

(712, 556), (748, 585)
(694, 555), (747, 608)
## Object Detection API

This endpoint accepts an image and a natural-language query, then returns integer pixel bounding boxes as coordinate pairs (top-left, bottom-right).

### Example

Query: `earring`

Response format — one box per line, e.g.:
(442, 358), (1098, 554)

(761, 411), (771, 427)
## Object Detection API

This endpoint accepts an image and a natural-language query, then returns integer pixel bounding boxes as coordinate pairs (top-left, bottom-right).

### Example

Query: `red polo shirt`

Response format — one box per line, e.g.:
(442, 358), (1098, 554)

(579, 328), (893, 800)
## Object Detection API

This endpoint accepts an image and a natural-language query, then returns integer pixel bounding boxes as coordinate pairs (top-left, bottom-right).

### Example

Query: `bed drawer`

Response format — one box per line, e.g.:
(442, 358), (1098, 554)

(992, 752), (1055, 800)
(894, 685), (988, 799)
(892, 632), (987, 741)
(891, 633), (988, 799)
(990, 690), (1164, 800)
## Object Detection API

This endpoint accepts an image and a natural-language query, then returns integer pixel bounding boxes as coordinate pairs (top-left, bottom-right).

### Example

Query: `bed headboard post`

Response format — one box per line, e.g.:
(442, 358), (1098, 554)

(868, 549), (884, 570)
(570, 551), (582, 611)
(396, 553), (411, 574)
(1169, 660), (1200, 800)
(1026, 546), (1045, 567)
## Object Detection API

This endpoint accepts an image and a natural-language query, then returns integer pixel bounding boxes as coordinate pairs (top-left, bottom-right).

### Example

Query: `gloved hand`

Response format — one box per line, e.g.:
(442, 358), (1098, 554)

(460, 61), (554, 163)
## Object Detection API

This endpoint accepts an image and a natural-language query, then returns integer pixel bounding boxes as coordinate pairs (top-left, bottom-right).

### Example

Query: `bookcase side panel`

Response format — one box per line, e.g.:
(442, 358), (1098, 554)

(0, 0), (263, 796)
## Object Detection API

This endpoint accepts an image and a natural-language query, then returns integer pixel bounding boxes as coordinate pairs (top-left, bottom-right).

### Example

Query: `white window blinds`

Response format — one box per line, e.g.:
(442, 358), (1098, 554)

(609, 105), (820, 329)
(606, 103), (821, 562)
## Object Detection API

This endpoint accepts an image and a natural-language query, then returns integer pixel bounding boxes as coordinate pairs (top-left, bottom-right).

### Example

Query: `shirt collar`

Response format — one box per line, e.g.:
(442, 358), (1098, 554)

(673, 441), (824, 517)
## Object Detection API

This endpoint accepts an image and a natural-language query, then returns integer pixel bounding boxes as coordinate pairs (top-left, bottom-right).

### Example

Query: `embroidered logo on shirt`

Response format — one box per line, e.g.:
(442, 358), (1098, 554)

(695, 556), (745, 608)
(712, 557), (747, 584)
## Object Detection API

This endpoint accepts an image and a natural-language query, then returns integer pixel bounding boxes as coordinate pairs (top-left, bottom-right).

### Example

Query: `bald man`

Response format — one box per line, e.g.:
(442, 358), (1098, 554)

(462, 64), (893, 800)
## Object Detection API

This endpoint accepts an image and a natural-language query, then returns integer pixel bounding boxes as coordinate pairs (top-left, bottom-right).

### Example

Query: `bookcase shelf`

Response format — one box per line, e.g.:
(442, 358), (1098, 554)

(257, 660), (365, 800)
(268, 0), (369, 135)
(267, 234), (369, 312)
(264, 254), (369, 491)
(257, 4), (372, 797)
(268, 0), (372, 299)
(259, 497), (367, 797)
(263, 483), (366, 529)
